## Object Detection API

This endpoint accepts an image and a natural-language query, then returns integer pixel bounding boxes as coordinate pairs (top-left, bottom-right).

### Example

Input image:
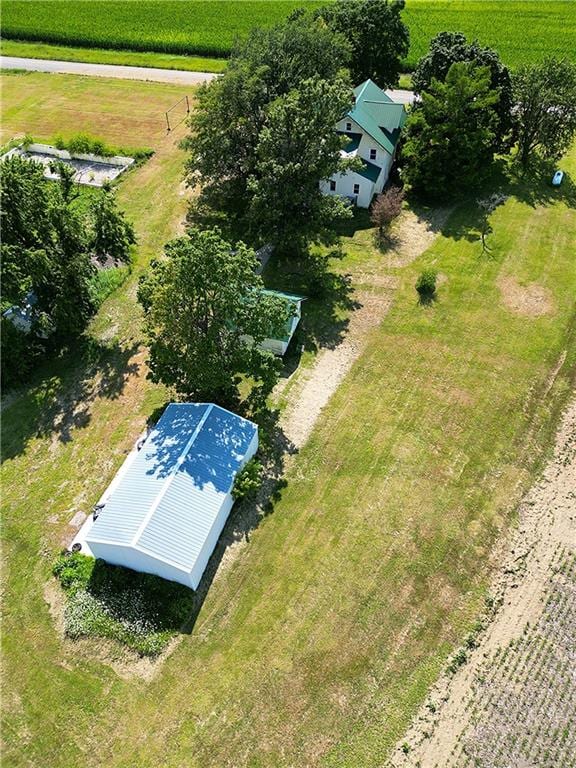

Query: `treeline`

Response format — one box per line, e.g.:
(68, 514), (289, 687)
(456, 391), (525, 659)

(1, 156), (135, 385)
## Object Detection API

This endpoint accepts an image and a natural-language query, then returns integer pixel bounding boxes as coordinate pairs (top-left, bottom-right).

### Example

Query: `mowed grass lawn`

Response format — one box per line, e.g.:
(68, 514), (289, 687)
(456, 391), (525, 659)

(2, 73), (576, 766)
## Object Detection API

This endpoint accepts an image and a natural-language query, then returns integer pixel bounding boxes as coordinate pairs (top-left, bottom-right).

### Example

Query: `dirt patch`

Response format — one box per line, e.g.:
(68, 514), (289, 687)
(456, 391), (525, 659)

(384, 207), (453, 268)
(498, 275), (554, 318)
(388, 394), (576, 768)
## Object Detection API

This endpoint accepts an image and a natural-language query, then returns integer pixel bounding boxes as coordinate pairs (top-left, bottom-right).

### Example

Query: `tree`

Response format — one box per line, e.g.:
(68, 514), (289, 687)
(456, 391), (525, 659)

(371, 185), (404, 243)
(247, 76), (354, 255)
(90, 184), (136, 264)
(1, 154), (96, 339)
(413, 31), (513, 150)
(1, 154), (136, 384)
(477, 193), (507, 252)
(513, 58), (576, 169)
(138, 228), (290, 403)
(402, 62), (500, 199)
(182, 13), (351, 220)
(415, 269), (437, 301)
(317, 0), (410, 88)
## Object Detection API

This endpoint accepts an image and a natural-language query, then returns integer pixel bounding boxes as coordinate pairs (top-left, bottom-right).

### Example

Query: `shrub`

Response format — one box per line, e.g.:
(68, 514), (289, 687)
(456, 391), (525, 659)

(371, 185), (404, 242)
(232, 458), (262, 501)
(66, 132), (94, 155)
(45, 133), (154, 162)
(415, 268), (437, 299)
(53, 552), (94, 595)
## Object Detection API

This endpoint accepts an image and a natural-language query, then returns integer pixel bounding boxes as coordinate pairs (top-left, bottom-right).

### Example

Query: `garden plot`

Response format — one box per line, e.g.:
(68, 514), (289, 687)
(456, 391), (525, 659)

(2, 142), (133, 186)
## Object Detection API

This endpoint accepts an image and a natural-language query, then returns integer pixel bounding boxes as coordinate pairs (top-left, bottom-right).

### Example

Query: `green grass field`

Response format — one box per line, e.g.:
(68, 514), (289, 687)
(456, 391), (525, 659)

(2, 0), (575, 70)
(0, 38), (228, 73)
(2, 70), (576, 767)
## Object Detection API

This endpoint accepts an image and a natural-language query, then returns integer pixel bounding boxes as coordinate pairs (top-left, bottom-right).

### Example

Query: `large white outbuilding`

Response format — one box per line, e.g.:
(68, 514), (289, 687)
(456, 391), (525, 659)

(320, 79), (407, 208)
(76, 403), (258, 590)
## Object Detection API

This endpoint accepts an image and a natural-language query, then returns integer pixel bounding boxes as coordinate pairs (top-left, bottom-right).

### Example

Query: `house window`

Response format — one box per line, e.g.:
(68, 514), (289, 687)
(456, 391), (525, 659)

(353, 183), (360, 195)
(329, 180), (336, 192)
(345, 121), (352, 131)
(370, 148), (377, 161)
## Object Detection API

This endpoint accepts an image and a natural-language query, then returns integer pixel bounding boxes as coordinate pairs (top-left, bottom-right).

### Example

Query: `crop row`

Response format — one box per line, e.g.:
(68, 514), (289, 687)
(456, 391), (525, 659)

(2, 0), (576, 70)
(444, 547), (576, 768)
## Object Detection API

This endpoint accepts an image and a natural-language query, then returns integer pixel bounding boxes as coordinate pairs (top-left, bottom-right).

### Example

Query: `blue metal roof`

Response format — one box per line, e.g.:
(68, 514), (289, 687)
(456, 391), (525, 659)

(86, 403), (257, 572)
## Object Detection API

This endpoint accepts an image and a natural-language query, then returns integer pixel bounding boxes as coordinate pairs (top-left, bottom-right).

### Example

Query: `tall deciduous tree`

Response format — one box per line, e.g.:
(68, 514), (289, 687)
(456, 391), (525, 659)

(317, 0), (409, 88)
(182, 13), (351, 221)
(412, 31), (513, 150)
(402, 62), (500, 199)
(90, 184), (136, 264)
(1, 154), (136, 385)
(513, 58), (576, 168)
(1, 155), (96, 339)
(138, 228), (289, 403)
(247, 76), (354, 255)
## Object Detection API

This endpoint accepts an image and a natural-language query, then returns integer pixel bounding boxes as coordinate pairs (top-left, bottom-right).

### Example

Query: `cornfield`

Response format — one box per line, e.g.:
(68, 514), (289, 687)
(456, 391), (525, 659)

(2, 0), (575, 70)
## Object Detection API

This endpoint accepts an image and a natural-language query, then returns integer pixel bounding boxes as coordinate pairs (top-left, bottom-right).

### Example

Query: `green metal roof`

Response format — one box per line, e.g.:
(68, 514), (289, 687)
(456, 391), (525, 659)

(341, 132), (362, 153)
(348, 79), (406, 155)
(357, 158), (382, 183)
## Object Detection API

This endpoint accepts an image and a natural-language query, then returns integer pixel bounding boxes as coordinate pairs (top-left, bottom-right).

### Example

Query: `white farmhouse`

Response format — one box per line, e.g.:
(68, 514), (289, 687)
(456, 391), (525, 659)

(321, 79), (407, 208)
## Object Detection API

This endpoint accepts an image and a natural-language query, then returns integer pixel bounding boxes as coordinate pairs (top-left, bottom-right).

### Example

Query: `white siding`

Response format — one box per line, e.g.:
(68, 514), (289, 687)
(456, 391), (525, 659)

(323, 117), (394, 208)
(320, 171), (375, 208)
(88, 541), (195, 588)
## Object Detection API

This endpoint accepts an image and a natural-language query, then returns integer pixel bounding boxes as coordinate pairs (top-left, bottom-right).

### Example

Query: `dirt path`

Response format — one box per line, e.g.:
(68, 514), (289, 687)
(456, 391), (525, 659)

(388, 394), (576, 767)
(0, 57), (415, 104)
(0, 55), (217, 84)
(278, 208), (449, 449)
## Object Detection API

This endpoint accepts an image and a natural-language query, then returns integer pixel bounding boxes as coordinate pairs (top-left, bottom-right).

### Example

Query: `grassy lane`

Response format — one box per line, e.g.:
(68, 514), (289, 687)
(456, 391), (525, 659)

(1, 39), (227, 73)
(2, 71), (576, 767)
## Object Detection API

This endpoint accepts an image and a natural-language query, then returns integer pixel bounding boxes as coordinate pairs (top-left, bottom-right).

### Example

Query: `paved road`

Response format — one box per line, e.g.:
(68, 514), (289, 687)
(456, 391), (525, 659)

(1, 56), (415, 102)
(0, 56), (217, 85)
(384, 87), (416, 105)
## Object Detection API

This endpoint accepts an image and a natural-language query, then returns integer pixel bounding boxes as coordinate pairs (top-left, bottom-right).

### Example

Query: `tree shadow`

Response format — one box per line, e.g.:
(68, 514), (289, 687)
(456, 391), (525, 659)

(87, 558), (195, 648)
(430, 156), (576, 245)
(504, 157), (576, 209)
(262, 247), (360, 356)
(332, 206), (374, 238)
(417, 292), (438, 307)
(1, 336), (141, 462)
(181, 404), (296, 634)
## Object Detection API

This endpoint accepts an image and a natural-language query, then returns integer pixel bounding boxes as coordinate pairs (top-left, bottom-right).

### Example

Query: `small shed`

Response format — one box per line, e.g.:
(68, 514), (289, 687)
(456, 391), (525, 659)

(81, 403), (258, 589)
(260, 290), (304, 356)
